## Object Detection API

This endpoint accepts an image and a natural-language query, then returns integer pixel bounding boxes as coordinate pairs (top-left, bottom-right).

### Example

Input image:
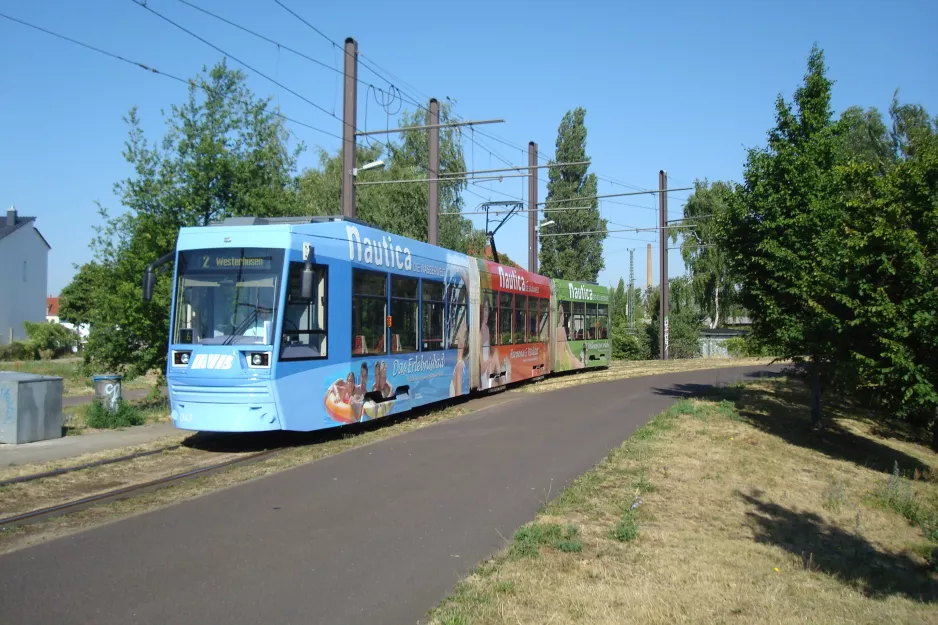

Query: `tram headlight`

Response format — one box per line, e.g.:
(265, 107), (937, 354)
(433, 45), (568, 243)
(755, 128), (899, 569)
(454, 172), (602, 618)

(173, 350), (191, 366)
(247, 352), (270, 368)
(180, 353), (189, 365)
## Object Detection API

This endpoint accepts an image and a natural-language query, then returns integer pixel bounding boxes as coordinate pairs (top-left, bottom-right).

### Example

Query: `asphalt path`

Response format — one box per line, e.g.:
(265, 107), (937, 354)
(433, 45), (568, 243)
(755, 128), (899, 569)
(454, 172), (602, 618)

(0, 364), (782, 625)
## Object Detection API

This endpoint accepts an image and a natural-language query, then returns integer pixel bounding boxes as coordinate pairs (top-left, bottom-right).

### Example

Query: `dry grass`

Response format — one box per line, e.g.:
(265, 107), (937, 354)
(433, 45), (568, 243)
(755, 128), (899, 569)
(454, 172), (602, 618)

(428, 379), (938, 625)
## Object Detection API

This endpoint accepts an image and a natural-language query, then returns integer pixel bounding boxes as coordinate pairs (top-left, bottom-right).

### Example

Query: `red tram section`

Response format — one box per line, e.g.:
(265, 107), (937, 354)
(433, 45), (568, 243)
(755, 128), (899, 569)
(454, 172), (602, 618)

(475, 259), (551, 389)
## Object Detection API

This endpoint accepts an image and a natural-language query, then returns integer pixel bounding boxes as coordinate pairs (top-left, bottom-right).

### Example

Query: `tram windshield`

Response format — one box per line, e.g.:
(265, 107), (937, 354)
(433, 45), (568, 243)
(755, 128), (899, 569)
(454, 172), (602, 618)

(173, 248), (285, 346)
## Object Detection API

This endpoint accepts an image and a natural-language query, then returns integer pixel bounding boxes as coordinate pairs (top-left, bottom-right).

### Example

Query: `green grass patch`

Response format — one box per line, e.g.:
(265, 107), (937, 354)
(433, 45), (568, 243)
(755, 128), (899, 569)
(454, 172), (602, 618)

(508, 522), (584, 558)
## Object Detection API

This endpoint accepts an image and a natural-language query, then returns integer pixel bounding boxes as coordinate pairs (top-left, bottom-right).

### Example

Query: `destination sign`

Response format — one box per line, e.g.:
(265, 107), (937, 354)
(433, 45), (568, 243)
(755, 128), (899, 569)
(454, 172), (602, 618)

(182, 248), (278, 272)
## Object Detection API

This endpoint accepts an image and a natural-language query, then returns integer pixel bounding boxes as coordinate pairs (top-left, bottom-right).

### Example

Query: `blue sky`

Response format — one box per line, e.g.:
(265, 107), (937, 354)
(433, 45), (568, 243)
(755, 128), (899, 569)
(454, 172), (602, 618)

(3, 0), (936, 295)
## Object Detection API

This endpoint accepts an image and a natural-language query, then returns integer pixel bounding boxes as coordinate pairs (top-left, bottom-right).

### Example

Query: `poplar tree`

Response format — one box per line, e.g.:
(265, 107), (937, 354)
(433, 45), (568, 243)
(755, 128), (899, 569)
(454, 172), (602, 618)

(538, 108), (606, 281)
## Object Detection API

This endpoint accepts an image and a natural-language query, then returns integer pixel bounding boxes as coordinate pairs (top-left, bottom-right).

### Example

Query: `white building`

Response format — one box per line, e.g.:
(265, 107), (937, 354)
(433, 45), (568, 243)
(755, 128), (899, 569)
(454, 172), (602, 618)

(0, 207), (50, 344)
(46, 296), (89, 348)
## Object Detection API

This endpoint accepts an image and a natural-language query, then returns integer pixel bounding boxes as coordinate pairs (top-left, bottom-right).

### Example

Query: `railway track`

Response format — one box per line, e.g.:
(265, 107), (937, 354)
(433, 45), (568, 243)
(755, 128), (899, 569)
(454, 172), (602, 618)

(0, 448), (281, 529)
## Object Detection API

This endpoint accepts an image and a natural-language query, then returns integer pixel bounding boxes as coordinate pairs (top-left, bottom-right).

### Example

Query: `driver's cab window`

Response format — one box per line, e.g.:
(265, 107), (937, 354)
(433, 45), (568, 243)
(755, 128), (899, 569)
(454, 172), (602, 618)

(280, 262), (328, 360)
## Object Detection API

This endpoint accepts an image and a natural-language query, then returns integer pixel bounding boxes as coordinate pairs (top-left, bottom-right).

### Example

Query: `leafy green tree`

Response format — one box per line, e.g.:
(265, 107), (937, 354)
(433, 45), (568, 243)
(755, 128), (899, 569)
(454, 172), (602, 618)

(722, 45), (848, 426)
(610, 278), (628, 326)
(538, 108), (606, 280)
(296, 104), (484, 254)
(838, 105), (892, 170)
(837, 102), (938, 447)
(669, 180), (740, 328)
(59, 261), (106, 326)
(646, 276), (703, 359)
(71, 62), (300, 378)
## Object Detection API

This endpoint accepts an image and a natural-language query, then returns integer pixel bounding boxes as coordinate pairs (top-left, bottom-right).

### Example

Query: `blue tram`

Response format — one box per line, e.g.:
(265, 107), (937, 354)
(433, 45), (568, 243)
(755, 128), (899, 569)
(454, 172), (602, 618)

(143, 215), (608, 433)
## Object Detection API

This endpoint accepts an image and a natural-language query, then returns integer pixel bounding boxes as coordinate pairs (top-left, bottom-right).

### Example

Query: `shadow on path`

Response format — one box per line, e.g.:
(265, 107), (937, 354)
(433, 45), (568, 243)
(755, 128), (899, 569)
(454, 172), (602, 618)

(740, 491), (938, 601)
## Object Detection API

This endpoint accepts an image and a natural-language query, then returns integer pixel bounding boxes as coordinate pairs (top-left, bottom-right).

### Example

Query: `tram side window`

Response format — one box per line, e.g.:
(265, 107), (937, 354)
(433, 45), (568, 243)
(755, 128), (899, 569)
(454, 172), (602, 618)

(352, 269), (387, 356)
(446, 281), (468, 350)
(587, 303), (598, 339)
(391, 275), (418, 354)
(480, 289), (497, 347)
(597, 303), (609, 339)
(572, 301), (586, 341)
(422, 280), (445, 351)
(538, 297), (550, 341)
(514, 294), (527, 344)
(527, 296), (538, 342)
(281, 262), (328, 360)
(499, 292), (513, 345)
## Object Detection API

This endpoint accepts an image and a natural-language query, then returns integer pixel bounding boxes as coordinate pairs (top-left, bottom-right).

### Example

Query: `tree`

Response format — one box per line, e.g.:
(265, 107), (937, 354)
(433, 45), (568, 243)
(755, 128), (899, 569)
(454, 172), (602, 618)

(70, 62), (301, 378)
(722, 45), (848, 427)
(646, 277), (702, 359)
(837, 101), (938, 447)
(837, 105), (892, 170)
(59, 261), (106, 326)
(296, 104), (484, 254)
(670, 179), (740, 328)
(610, 278), (628, 326)
(538, 108), (606, 281)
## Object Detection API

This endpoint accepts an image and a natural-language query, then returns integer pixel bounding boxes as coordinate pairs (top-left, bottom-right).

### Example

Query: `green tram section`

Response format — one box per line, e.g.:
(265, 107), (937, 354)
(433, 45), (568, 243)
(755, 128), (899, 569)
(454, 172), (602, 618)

(553, 280), (611, 372)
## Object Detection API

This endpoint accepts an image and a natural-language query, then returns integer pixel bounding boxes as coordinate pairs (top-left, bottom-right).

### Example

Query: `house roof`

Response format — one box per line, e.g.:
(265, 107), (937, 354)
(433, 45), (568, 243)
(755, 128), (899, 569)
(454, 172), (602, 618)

(47, 297), (60, 316)
(0, 215), (51, 249)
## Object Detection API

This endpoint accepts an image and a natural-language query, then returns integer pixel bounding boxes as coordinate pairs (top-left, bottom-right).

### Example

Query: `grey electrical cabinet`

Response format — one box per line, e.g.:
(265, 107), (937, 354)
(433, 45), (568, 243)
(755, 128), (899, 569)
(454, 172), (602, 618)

(0, 372), (64, 444)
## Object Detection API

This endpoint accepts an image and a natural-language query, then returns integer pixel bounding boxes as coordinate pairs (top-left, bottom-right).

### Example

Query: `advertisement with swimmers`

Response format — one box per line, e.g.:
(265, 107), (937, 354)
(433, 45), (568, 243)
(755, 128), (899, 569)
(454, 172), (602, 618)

(323, 251), (471, 425)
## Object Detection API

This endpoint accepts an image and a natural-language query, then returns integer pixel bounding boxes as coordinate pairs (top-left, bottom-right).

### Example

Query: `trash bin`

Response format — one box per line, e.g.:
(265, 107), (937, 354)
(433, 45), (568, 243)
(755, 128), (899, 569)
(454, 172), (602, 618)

(93, 374), (123, 412)
(0, 372), (64, 444)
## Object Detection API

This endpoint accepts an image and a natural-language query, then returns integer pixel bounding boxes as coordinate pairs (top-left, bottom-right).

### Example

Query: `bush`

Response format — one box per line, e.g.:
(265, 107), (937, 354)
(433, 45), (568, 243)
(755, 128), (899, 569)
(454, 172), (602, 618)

(725, 335), (778, 358)
(23, 321), (79, 359)
(612, 321), (651, 360)
(0, 341), (34, 361)
(84, 399), (145, 429)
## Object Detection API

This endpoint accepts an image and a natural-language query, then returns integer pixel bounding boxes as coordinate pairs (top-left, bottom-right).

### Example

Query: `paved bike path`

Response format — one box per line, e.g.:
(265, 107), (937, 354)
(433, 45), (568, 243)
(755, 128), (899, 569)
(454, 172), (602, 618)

(0, 365), (781, 624)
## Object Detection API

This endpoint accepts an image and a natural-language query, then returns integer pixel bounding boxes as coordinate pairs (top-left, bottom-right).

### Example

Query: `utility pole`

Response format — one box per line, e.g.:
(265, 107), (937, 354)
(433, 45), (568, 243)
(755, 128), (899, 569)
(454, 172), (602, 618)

(528, 141), (538, 273)
(659, 170), (669, 360)
(628, 248), (635, 331)
(341, 37), (358, 219)
(428, 98), (440, 245)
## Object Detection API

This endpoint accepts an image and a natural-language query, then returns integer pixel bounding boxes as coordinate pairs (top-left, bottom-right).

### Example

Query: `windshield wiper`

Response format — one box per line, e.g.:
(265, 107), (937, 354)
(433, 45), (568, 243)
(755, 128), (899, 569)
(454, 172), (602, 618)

(222, 304), (273, 346)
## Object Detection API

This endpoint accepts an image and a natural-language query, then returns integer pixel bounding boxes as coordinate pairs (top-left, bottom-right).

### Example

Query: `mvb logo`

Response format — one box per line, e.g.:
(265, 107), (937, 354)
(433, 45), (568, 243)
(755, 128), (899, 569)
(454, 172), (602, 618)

(190, 354), (235, 370)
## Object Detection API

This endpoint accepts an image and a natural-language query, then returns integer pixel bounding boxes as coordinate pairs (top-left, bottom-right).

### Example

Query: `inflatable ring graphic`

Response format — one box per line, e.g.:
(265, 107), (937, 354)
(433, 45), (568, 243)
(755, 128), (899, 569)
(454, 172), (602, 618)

(324, 381), (358, 424)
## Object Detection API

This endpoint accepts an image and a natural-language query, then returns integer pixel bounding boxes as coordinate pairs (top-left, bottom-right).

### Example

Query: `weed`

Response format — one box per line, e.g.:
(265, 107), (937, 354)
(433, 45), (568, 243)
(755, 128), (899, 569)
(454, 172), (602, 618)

(509, 522), (586, 558)
(877, 461), (938, 542)
(633, 474), (656, 494)
(84, 399), (145, 429)
(822, 480), (846, 512)
(509, 522), (563, 558)
(492, 580), (515, 595)
(612, 511), (639, 543)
